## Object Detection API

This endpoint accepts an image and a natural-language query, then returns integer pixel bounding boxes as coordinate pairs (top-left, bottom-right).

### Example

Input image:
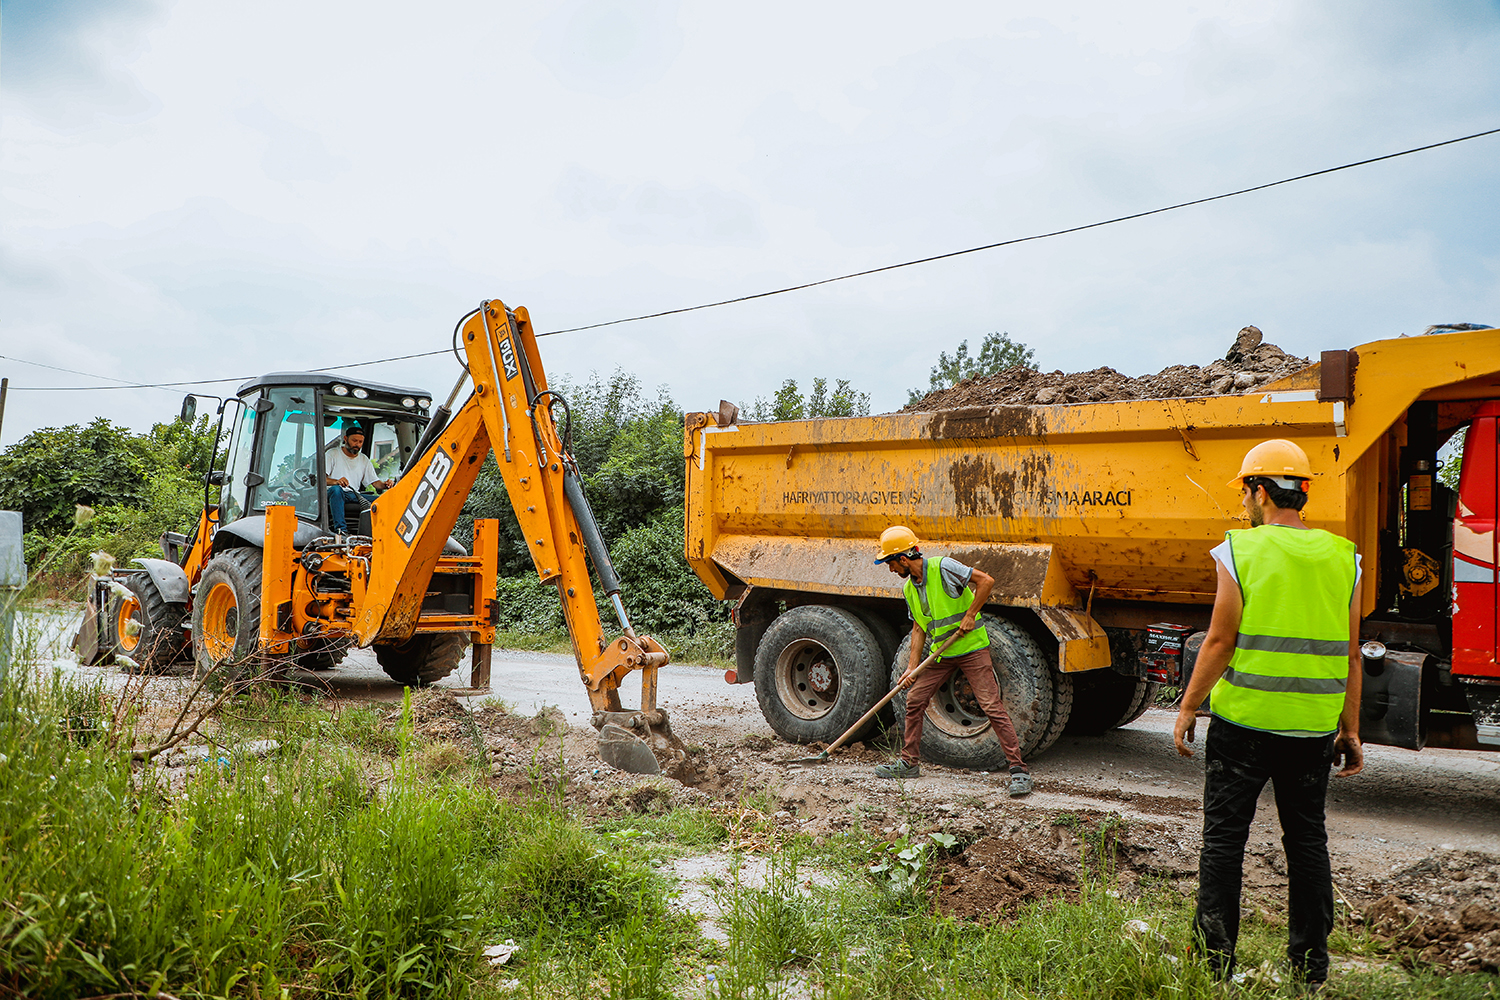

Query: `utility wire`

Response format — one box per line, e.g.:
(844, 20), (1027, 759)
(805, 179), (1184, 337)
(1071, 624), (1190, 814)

(7, 123), (1499, 392)
(537, 125), (1500, 336)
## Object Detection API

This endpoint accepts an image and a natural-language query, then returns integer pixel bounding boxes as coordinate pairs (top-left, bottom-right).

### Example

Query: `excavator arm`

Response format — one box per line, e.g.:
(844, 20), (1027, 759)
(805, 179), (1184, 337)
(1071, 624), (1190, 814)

(359, 299), (674, 744)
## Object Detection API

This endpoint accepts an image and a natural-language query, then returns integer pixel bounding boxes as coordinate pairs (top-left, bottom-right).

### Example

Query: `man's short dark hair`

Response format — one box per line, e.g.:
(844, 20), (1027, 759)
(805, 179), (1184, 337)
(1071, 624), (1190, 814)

(1246, 476), (1308, 511)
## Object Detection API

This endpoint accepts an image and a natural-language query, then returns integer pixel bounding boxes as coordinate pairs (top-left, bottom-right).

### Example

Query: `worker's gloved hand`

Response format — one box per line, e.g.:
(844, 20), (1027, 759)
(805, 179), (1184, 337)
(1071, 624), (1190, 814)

(1173, 709), (1197, 757)
(1333, 730), (1363, 777)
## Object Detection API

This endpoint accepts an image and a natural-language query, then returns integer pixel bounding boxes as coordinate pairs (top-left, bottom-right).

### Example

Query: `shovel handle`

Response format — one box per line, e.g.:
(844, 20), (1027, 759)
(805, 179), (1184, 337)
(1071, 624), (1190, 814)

(820, 631), (965, 758)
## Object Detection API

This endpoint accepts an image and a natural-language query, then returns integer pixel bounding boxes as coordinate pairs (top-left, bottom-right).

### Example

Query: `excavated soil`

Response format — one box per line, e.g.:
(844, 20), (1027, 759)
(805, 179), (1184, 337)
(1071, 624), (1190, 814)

(903, 326), (1310, 411)
(382, 691), (1500, 972)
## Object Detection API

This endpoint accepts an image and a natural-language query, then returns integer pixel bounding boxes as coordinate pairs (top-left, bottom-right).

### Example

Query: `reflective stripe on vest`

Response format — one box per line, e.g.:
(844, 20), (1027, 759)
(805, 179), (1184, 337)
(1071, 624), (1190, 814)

(1209, 526), (1357, 737)
(904, 558), (988, 658)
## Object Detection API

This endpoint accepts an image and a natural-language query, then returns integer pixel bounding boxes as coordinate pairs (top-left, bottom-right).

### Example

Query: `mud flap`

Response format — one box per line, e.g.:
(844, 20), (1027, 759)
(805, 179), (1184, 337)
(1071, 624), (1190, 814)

(1360, 649), (1424, 750)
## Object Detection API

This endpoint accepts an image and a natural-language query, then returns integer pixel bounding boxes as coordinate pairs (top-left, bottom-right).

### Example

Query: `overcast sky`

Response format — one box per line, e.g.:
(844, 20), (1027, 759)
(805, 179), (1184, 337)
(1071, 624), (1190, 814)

(3, 0), (1499, 444)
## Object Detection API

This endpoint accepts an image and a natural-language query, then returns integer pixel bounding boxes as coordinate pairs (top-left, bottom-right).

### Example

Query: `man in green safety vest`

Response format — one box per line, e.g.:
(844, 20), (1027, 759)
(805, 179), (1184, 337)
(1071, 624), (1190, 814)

(873, 525), (1033, 796)
(1173, 439), (1364, 989)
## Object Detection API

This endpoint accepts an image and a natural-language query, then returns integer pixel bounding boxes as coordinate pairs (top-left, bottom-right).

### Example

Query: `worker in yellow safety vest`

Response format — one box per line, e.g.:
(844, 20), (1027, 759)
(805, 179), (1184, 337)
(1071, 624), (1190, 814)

(1173, 439), (1364, 988)
(874, 526), (1033, 796)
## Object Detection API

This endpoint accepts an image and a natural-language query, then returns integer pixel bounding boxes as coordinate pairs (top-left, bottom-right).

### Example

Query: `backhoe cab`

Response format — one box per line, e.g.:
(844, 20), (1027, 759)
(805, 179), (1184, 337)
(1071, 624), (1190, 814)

(75, 299), (680, 775)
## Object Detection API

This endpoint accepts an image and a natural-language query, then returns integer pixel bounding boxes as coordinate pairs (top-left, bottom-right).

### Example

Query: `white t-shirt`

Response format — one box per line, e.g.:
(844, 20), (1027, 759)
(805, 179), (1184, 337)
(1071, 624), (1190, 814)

(326, 446), (380, 492)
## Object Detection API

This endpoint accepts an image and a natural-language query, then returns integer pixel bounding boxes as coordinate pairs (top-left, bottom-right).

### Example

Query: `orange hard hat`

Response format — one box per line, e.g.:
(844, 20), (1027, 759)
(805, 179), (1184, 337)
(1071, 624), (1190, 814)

(875, 525), (920, 563)
(1228, 439), (1313, 488)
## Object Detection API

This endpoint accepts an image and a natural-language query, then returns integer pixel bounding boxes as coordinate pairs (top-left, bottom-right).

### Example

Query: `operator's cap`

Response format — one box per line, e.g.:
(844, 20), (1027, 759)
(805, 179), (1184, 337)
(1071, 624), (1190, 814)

(875, 525), (920, 564)
(1227, 439), (1312, 489)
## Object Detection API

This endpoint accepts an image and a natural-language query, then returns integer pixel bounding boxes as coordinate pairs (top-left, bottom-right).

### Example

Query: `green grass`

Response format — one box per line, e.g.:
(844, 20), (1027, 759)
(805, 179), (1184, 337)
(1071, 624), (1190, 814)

(2, 670), (1494, 999)
(0, 673), (668, 999)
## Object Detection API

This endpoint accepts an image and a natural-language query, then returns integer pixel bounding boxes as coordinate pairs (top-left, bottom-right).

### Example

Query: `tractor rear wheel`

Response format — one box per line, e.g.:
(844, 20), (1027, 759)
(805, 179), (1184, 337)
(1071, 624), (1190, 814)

(890, 615), (1072, 769)
(375, 633), (468, 687)
(192, 548), (269, 680)
(112, 573), (189, 672)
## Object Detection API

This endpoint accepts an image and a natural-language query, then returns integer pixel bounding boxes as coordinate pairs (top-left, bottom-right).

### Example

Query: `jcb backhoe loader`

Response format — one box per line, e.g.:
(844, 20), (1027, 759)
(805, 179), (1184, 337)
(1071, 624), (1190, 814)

(74, 300), (679, 771)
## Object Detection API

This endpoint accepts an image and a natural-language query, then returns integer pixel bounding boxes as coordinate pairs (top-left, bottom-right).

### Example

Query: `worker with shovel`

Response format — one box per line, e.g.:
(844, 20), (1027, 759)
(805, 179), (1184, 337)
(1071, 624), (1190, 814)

(1174, 439), (1364, 990)
(873, 526), (1032, 796)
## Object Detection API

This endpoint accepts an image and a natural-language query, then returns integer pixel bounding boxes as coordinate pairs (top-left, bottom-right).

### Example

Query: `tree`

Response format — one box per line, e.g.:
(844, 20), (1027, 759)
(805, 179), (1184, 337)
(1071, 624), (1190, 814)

(750, 377), (871, 422)
(0, 419), (157, 538)
(908, 331), (1036, 404)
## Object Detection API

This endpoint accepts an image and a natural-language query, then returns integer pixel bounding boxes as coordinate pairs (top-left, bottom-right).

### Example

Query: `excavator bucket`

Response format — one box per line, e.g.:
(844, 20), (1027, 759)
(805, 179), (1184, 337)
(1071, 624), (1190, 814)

(594, 707), (696, 782)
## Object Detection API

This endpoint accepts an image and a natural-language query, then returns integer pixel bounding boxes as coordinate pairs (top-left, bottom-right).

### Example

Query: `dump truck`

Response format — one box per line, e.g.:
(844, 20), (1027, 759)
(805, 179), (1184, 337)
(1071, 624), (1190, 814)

(74, 299), (680, 772)
(683, 328), (1500, 768)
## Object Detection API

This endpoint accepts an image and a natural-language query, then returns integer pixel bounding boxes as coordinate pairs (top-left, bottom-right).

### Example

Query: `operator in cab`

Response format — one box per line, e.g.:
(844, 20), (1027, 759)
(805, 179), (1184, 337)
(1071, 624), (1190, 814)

(325, 424), (395, 535)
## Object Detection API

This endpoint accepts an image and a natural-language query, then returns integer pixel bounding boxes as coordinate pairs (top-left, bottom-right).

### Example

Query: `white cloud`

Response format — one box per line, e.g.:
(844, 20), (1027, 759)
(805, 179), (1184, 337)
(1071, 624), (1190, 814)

(1, 0), (1498, 445)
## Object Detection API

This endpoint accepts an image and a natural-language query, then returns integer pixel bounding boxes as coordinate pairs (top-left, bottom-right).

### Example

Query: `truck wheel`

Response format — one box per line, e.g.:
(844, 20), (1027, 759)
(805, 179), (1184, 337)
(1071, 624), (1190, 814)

(1065, 671), (1161, 734)
(1180, 631), (1209, 709)
(753, 606), (886, 745)
(845, 606), (902, 727)
(890, 615), (1072, 768)
(112, 573), (188, 672)
(192, 548), (269, 679)
(376, 633), (468, 687)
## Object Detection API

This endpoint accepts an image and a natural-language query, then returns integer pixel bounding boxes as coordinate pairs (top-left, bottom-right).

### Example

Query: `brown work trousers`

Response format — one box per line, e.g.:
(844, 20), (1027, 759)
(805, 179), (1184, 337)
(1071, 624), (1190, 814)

(902, 647), (1026, 770)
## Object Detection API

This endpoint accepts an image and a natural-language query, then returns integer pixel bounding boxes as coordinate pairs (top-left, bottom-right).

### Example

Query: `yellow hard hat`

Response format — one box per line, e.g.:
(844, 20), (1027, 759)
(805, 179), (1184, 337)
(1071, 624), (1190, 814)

(1228, 439), (1313, 488)
(875, 525), (920, 564)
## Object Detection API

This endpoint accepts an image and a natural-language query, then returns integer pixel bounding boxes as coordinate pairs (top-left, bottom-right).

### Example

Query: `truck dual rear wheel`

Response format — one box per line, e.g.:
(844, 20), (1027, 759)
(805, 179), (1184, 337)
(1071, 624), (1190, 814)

(753, 605), (886, 746)
(375, 633), (469, 687)
(1065, 670), (1162, 734)
(112, 573), (189, 672)
(890, 615), (1072, 768)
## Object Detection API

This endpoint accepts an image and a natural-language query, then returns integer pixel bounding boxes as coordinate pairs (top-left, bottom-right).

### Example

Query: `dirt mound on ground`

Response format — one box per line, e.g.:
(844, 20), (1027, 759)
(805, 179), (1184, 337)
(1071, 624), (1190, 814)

(903, 326), (1310, 411)
(398, 689), (477, 742)
(936, 835), (1081, 920)
(1364, 895), (1500, 973)
(1355, 850), (1500, 973)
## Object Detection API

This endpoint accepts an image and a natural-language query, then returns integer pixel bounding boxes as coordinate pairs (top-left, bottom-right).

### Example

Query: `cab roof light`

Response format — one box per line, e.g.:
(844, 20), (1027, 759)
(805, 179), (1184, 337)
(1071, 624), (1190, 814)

(332, 384), (349, 396)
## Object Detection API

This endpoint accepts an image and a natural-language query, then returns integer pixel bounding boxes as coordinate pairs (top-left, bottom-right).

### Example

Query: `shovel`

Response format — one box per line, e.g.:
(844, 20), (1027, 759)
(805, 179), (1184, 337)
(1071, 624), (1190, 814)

(782, 632), (963, 766)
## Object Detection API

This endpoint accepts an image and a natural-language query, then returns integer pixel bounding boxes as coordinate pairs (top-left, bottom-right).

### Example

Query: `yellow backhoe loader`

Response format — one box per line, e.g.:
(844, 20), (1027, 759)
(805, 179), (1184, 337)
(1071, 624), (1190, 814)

(74, 300), (679, 772)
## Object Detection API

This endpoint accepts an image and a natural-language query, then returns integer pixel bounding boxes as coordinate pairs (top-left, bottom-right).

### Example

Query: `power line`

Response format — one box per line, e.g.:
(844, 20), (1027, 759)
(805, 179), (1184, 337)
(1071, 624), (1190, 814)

(537, 125), (1500, 336)
(7, 123), (1499, 392)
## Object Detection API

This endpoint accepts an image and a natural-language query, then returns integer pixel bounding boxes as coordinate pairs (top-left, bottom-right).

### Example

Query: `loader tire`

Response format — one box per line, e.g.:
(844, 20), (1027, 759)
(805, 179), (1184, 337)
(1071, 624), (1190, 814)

(754, 605), (886, 746)
(297, 636), (349, 671)
(112, 572), (189, 672)
(375, 633), (468, 687)
(193, 548), (272, 681)
(1065, 671), (1162, 734)
(890, 615), (1072, 769)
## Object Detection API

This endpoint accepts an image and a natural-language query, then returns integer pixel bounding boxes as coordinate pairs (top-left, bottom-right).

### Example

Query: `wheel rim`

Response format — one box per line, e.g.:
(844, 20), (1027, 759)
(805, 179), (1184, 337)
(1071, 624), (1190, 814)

(200, 581), (241, 661)
(115, 595), (142, 653)
(774, 638), (842, 720)
(927, 670), (994, 738)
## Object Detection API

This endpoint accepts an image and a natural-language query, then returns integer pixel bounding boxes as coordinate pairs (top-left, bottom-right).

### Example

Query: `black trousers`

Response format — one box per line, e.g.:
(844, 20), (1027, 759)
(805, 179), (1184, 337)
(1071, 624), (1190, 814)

(1195, 718), (1337, 981)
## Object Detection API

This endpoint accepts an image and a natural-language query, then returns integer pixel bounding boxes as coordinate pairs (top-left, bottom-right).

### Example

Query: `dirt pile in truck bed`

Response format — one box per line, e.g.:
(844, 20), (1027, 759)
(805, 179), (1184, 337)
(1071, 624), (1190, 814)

(902, 326), (1311, 411)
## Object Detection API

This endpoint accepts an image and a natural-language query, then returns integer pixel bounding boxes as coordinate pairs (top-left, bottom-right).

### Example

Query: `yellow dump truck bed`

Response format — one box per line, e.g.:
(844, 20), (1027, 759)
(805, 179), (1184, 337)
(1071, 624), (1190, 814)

(684, 328), (1500, 758)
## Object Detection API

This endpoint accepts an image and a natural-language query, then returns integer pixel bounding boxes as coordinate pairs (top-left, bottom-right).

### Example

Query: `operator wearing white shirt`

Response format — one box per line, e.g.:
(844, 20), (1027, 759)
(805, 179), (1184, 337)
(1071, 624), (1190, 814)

(325, 426), (394, 534)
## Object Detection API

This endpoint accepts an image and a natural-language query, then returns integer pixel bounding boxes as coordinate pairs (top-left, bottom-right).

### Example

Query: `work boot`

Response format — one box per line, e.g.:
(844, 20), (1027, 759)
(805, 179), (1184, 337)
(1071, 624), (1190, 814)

(1007, 768), (1033, 797)
(873, 760), (920, 779)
